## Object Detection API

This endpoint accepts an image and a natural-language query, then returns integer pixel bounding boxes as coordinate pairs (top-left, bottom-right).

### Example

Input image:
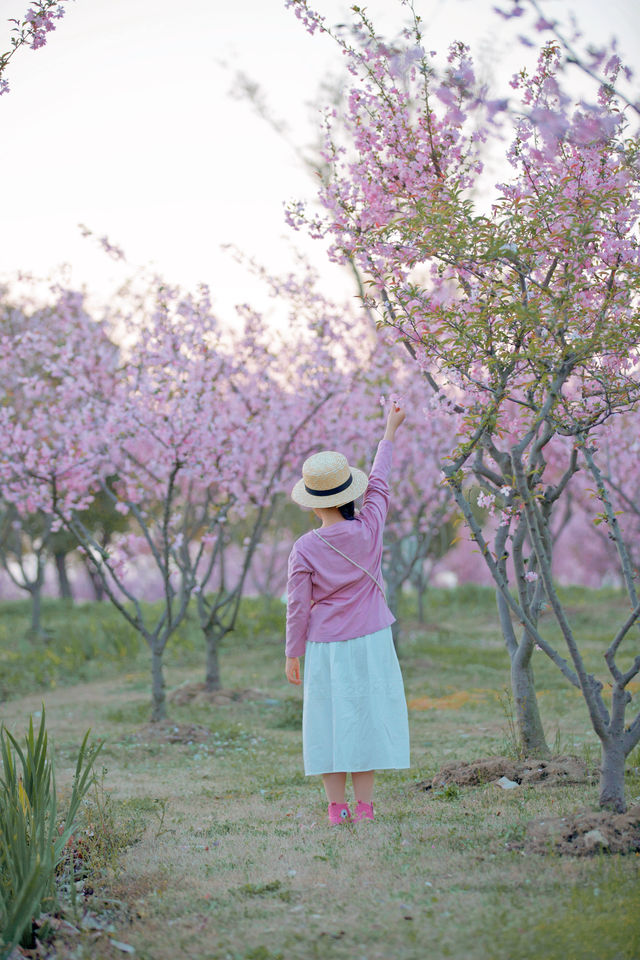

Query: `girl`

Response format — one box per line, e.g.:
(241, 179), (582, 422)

(285, 404), (410, 824)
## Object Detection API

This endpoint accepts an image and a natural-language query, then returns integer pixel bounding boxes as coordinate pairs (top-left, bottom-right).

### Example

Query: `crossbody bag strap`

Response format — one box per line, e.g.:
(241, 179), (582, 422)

(313, 529), (385, 596)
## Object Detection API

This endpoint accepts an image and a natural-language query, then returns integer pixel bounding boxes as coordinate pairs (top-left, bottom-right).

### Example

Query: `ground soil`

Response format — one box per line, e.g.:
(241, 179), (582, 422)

(168, 682), (265, 706)
(418, 754), (594, 790)
(520, 805), (640, 856)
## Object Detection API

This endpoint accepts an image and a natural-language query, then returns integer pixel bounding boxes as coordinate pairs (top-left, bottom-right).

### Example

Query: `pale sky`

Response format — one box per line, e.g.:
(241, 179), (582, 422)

(1, 0), (638, 319)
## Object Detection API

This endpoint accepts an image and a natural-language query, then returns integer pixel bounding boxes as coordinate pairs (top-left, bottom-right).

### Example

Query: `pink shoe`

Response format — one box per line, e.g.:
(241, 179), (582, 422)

(327, 802), (351, 825)
(352, 801), (374, 822)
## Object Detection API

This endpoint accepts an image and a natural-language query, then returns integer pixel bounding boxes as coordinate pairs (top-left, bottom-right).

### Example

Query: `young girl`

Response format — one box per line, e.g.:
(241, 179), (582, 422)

(285, 404), (410, 824)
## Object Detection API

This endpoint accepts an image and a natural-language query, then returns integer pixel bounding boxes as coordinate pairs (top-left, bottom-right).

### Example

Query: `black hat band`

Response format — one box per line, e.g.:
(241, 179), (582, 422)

(304, 473), (353, 497)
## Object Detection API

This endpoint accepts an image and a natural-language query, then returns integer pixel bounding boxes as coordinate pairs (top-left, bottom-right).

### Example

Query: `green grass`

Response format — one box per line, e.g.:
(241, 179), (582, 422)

(485, 862), (640, 960)
(0, 595), (287, 700)
(2, 587), (640, 960)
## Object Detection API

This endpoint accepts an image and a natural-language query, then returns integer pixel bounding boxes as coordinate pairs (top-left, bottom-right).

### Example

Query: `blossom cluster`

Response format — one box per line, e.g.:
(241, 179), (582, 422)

(0, 0), (67, 94)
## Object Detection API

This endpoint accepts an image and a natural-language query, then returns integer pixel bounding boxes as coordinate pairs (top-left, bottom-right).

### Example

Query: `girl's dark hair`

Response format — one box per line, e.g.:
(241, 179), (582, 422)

(338, 500), (355, 521)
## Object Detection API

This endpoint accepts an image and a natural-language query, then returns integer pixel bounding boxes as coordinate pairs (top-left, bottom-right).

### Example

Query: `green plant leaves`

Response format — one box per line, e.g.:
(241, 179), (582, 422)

(0, 708), (101, 955)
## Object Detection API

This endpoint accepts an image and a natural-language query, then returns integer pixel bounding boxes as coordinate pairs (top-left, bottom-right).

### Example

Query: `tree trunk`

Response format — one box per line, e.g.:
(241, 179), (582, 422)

(204, 624), (221, 691)
(29, 584), (43, 637)
(511, 655), (550, 757)
(150, 647), (167, 722)
(54, 552), (73, 600)
(599, 736), (626, 812)
(83, 559), (105, 601)
(497, 589), (549, 757)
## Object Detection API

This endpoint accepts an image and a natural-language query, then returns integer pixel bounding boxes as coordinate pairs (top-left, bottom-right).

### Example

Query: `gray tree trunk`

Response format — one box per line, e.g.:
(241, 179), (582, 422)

(204, 625), (221, 691)
(29, 584), (43, 637)
(150, 647), (167, 722)
(54, 552), (73, 600)
(511, 654), (549, 757)
(599, 737), (626, 813)
(497, 590), (549, 757)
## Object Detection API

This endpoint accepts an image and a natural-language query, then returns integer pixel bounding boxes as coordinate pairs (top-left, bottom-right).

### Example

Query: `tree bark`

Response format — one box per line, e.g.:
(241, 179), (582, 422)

(80, 555), (105, 601)
(496, 589), (550, 756)
(204, 624), (221, 691)
(599, 736), (626, 812)
(150, 647), (167, 722)
(511, 655), (550, 757)
(29, 583), (43, 637)
(54, 552), (73, 600)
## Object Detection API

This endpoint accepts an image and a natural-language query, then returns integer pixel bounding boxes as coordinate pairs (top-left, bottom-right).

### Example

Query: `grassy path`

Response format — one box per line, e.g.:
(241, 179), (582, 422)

(1, 588), (640, 959)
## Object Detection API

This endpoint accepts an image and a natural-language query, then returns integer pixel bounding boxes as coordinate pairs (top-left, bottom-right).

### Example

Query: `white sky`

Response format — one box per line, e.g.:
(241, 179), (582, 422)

(0, 0), (638, 319)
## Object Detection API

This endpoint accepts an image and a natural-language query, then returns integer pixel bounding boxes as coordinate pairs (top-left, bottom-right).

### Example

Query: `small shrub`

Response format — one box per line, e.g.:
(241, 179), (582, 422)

(58, 770), (151, 880)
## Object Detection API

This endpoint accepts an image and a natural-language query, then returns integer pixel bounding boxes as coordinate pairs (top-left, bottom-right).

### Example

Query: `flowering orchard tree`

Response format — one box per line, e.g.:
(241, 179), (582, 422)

(0, 1), (67, 95)
(57, 281), (339, 713)
(0, 287), (117, 524)
(177, 293), (349, 692)
(0, 269), (370, 711)
(0, 292), (119, 625)
(0, 282), (234, 719)
(0, 285), (124, 619)
(287, 1), (640, 809)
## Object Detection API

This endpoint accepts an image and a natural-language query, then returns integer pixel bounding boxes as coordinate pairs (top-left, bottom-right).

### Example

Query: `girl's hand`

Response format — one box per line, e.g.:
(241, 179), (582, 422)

(384, 402), (406, 440)
(286, 656), (301, 685)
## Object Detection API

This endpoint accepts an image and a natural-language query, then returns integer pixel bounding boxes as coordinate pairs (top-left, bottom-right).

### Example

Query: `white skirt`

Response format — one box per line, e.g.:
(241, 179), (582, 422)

(302, 625), (410, 776)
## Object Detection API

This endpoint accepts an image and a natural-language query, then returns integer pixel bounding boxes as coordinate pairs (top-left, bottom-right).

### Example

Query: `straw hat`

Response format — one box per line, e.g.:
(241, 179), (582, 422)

(291, 450), (368, 509)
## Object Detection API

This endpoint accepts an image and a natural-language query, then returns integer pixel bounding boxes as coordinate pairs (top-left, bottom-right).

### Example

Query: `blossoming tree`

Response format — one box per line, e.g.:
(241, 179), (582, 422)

(0, 270), (375, 713)
(0, 281), (245, 719)
(287, 0), (640, 809)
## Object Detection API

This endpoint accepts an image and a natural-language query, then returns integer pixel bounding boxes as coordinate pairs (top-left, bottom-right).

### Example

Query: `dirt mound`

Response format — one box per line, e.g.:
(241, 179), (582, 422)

(135, 722), (212, 744)
(521, 805), (640, 856)
(419, 754), (592, 791)
(519, 756), (591, 786)
(169, 683), (265, 706)
(428, 756), (519, 787)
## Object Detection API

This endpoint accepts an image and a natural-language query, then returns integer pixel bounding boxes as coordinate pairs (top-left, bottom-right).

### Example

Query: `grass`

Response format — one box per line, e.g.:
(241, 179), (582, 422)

(0, 594), (286, 701)
(1, 586), (640, 959)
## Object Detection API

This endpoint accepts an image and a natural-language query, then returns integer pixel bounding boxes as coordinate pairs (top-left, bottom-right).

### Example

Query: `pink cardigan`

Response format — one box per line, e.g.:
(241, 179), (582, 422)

(285, 439), (395, 658)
